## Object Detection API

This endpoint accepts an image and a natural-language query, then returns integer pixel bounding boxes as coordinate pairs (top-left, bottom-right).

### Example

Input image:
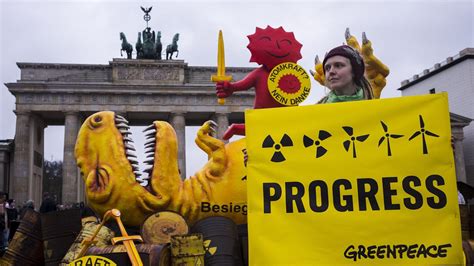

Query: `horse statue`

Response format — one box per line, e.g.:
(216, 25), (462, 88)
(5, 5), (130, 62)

(120, 32), (133, 59)
(166, 33), (179, 60)
(155, 31), (162, 60)
(136, 32), (143, 59)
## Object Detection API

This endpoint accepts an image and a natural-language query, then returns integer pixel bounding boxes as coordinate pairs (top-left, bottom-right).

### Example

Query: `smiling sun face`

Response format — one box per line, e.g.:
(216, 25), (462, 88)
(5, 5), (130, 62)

(247, 26), (303, 70)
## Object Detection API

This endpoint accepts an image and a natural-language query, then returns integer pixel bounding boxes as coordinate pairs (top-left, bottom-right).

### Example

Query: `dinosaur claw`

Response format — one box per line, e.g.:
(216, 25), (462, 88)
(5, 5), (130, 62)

(309, 70), (315, 77)
(207, 121), (218, 136)
(362, 32), (368, 44)
(345, 27), (351, 40)
(315, 55), (320, 65)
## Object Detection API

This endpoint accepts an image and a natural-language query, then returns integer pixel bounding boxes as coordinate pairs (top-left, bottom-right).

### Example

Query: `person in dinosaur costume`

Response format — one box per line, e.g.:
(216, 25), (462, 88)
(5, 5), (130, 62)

(216, 25), (303, 140)
(75, 111), (247, 227)
(311, 28), (389, 100)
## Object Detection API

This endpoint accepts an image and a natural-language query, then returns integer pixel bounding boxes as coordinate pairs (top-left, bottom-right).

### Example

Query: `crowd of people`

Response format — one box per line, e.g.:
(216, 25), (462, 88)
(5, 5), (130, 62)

(0, 191), (87, 255)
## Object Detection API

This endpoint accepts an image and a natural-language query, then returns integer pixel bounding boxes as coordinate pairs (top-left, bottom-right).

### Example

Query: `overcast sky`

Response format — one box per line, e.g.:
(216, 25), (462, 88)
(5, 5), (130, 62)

(1, 0), (472, 175)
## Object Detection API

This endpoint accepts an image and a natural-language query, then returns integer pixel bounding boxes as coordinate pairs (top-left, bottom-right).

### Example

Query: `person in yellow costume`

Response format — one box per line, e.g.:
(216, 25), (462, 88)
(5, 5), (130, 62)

(311, 28), (389, 102)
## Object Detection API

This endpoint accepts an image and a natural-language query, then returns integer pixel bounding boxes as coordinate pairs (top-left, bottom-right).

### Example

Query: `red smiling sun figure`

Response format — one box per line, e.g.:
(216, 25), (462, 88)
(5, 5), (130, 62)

(247, 26), (303, 70)
(215, 26), (303, 139)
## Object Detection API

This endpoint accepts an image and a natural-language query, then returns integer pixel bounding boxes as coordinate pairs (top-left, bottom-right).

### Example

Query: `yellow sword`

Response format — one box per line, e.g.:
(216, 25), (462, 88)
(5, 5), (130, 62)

(211, 30), (232, 105)
(110, 209), (144, 266)
(77, 209), (143, 266)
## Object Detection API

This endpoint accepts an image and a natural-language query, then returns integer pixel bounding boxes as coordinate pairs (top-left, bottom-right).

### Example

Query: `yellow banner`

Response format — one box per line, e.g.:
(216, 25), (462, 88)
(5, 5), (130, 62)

(245, 93), (463, 265)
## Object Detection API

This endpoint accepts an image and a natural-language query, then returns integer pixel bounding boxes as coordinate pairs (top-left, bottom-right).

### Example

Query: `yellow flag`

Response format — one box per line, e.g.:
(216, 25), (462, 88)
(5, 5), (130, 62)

(246, 93), (463, 265)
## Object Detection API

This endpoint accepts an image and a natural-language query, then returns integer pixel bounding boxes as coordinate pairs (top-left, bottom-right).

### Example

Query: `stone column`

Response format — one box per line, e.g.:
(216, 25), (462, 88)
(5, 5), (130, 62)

(170, 112), (186, 179)
(76, 115), (85, 203)
(214, 112), (229, 142)
(452, 128), (467, 183)
(30, 114), (46, 206)
(62, 112), (80, 204)
(0, 153), (6, 192)
(12, 111), (31, 204)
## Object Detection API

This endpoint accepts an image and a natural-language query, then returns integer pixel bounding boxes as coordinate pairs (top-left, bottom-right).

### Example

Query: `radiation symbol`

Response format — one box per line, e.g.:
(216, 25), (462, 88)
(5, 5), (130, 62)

(304, 130), (332, 158)
(203, 239), (217, 256)
(262, 134), (293, 162)
(267, 62), (311, 106)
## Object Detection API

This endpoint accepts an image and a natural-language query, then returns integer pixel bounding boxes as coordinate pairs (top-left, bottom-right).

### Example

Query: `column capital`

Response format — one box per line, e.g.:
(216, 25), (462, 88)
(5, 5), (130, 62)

(64, 111), (79, 116)
(170, 111), (187, 117)
(13, 110), (31, 116)
(215, 111), (230, 116)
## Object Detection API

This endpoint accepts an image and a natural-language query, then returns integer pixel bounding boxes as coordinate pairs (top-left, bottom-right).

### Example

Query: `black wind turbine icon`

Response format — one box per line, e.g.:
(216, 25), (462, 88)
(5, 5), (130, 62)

(262, 134), (293, 162)
(342, 126), (369, 158)
(303, 130), (332, 158)
(378, 121), (403, 156)
(409, 115), (439, 154)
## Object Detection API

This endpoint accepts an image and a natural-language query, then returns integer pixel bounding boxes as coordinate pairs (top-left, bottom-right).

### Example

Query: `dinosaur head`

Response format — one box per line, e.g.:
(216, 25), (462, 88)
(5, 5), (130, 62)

(76, 112), (134, 201)
(75, 111), (167, 225)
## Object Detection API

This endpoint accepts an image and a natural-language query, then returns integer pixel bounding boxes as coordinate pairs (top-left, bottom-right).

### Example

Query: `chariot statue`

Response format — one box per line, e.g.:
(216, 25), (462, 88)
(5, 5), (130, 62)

(118, 6), (178, 60)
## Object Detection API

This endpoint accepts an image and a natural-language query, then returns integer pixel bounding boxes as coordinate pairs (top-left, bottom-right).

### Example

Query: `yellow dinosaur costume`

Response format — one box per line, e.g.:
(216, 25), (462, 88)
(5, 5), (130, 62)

(75, 111), (247, 227)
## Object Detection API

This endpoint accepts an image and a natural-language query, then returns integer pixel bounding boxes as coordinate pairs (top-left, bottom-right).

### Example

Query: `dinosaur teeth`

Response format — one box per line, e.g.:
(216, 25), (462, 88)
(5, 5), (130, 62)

(144, 166), (153, 173)
(145, 138), (155, 146)
(125, 143), (136, 151)
(137, 174), (149, 180)
(145, 147), (155, 154)
(119, 129), (131, 135)
(123, 136), (134, 142)
(144, 158), (154, 165)
(126, 150), (138, 157)
(144, 142), (155, 149)
(145, 130), (157, 138)
(143, 124), (155, 132)
(128, 157), (138, 163)
(137, 179), (149, 187)
(115, 115), (129, 123)
(116, 122), (130, 129)
(115, 119), (129, 126)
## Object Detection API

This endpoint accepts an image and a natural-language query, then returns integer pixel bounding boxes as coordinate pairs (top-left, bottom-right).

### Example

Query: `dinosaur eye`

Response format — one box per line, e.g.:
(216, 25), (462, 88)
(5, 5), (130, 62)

(90, 115), (103, 128)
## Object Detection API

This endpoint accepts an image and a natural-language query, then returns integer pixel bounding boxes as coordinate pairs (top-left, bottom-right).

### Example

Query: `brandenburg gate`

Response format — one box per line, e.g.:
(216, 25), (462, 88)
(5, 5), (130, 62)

(5, 59), (254, 205)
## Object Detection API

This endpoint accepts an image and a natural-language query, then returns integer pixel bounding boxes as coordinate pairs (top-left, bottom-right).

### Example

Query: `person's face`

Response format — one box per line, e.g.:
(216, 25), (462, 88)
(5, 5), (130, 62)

(324, 56), (355, 94)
